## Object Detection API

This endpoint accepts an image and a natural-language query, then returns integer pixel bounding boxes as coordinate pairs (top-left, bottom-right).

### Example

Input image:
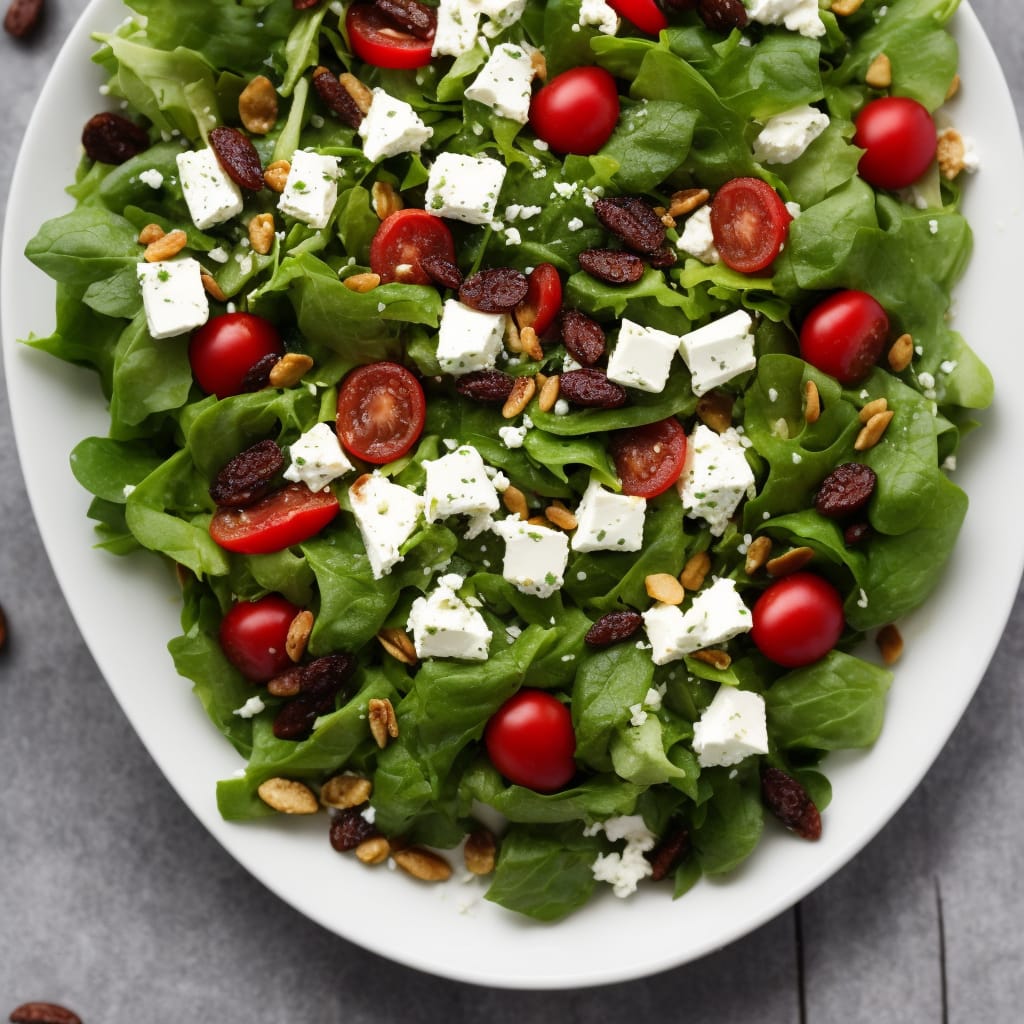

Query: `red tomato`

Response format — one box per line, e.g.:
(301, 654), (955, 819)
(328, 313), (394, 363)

(345, 2), (434, 69)
(369, 209), (456, 285)
(515, 263), (563, 336)
(608, 0), (668, 34)
(854, 97), (937, 191)
(750, 572), (845, 668)
(529, 67), (620, 156)
(609, 418), (687, 498)
(799, 290), (889, 385)
(189, 313), (283, 399)
(210, 482), (340, 554)
(710, 177), (792, 274)
(336, 361), (426, 464)
(219, 594), (299, 682)
(485, 690), (577, 792)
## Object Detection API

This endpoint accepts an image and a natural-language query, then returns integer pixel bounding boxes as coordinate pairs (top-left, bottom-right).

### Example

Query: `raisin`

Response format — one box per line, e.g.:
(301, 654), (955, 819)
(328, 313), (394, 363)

(578, 248), (646, 285)
(814, 462), (877, 519)
(4, 0), (43, 37)
(559, 369), (628, 409)
(648, 245), (678, 269)
(241, 352), (280, 393)
(329, 807), (379, 852)
(9, 1003), (82, 1024)
(208, 126), (265, 191)
(593, 196), (665, 255)
(647, 826), (691, 882)
(456, 369), (517, 403)
(585, 610), (643, 647)
(459, 267), (529, 312)
(375, 0), (436, 39)
(209, 439), (284, 508)
(843, 521), (873, 546)
(421, 254), (464, 290)
(272, 655), (357, 741)
(81, 112), (149, 165)
(560, 309), (606, 366)
(761, 766), (822, 840)
(697, 0), (748, 31)
(312, 66), (365, 129)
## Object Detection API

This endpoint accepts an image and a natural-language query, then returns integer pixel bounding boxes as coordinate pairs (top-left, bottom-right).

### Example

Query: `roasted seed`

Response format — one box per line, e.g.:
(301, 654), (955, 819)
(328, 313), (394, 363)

(138, 223), (165, 245)
(459, 267), (529, 313)
(804, 379), (821, 424)
(312, 66), (365, 128)
(368, 697), (399, 748)
(355, 836), (391, 864)
(371, 180), (403, 220)
(815, 462), (877, 518)
(264, 159), (291, 192)
(766, 546), (816, 577)
(269, 352), (314, 389)
(329, 806), (378, 851)
(887, 333), (913, 372)
(647, 826), (690, 882)
(945, 73), (961, 101)
(585, 610), (643, 648)
(516, 325), (540, 362)
(646, 573), (685, 605)
(393, 846), (453, 882)
(544, 500), (577, 531)
(248, 212), (276, 255)
(560, 309), (606, 366)
(695, 390), (734, 433)
(376, 0), (437, 39)
(209, 439), (284, 508)
(9, 1003), (82, 1024)
(257, 777), (320, 814)
(936, 127), (969, 180)
(680, 550), (711, 591)
(377, 626), (417, 665)
(854, 409), (894, 451)
(876, 623), (903, 665)
(421, 254), (463, 289)
(320, 774), (373, 809)
(537, 374), (561, 413)
(744, 535), (773, 575)
(530, 48), (548, 81)
(830, 0), (864, 13)
(558, 368), (628, 409)
(81, 111), (149, 164)
(593, 196), (666, 255)
(858, 396), (889, 423)
(343, 272), (382, 293)
(761, 765), (821, 840)
(691, 648), (732, 670)
(502, 484), (529, 520)
(286, 610), (314, 662)
(201, 273), (227, 303)
(239, 75), (279, 135)
(578, 248), (646, 285)
(502, 376), (536, 418)
(144, 229), (188, 263)
(464, 828), (498, 875)
(697, 0), (749, 31)
(456, 369), (516, 403)
(865, 52), (892, 89)
(209, 125), (265, 191)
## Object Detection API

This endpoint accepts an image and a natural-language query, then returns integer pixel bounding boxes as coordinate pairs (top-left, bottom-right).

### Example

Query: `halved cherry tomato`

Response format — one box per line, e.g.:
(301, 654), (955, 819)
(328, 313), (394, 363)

(515, 263), (563, 336)
(189, 312), (283, 399)
(220, 594), (300, 682)
(336, 361), (426, 464)
(485, 689), (577, 793)
(369, 209), (457, 285)
(345, 1), (434, 69)
(750, 572), (845, 668)
(609, 418), (687, 498)
(799, 289), (889, 385)
(608, 0), (668, 34)
(529, 67), (621, 156)
(710, 177), (792, 274)
(854, 96), (937, 191)
(210, 482), (340, 554)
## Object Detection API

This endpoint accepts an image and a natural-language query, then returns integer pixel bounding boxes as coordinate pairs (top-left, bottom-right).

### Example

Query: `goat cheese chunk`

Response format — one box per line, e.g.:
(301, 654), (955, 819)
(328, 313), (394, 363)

(492, 518), (569, 598)
(436, 299), (507, 375)
(606, 319), (681, 394)
(278, 150), (340, 229)
(407, 574), (492, 661)
(425, 151), (507, 225)
(137, 258), (209, 340)
(587, 815), (656, 898)
(432, 0), (526, 56)
(349, 473), (424, 579)
(678, 310), (757, 397)
(176, 149), (243, 230)
(752, 105), (830, 165)
(578, 0), (620, 34)
(283, 422), (354, 493)
(423, 444), (501, 522)
(745, 0), (825, 38)
(692, 686), (769, 768)
(465, 42), (537, 124)
(358, 88), (433, 162)
(571, 478), (646, 553)
(677, 205), (719, 264)
(678, 425), (756, 536)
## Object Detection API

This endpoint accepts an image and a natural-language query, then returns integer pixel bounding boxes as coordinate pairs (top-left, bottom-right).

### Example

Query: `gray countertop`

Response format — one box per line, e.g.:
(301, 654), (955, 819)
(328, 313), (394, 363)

(2, 2), (1022, 1020)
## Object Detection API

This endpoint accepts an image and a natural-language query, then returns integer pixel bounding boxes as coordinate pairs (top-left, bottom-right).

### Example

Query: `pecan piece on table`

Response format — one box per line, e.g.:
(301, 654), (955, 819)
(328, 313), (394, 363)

(558, 368), (628, 409)
(209, 439), (284, 508)
(593, 196), (666, 255)
(209, 126), (265, 191)
(4, 0), (44, 38)
(814, 462), (877, 519)
(585, 610), (643, 648)
(81, 111), (149, 165)
(560, 309), (606, 366)
(760, 765), (822, 840)
(459, 267), (529, 313)
(456, 369), (516, 403)
(578, 248), (646, 286)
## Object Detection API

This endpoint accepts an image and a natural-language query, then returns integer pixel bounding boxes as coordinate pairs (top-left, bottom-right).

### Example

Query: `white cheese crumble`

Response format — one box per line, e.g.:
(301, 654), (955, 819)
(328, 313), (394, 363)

(491, 518), (569, 598)
(176, 148), (244, 230)
(423, 444), (501, 522)
(465, 42), (538, 124)
(752, 105), (830, 165)
(692, 686), (769, 768)
(677, 205), (719, 264)
(232, 695), (266, 719)
(407, 574), (493, 660)
(678, 425), (757, 537)
(587, 815), (656, 898)
(678, 309), (757, 397)
(745, 0), (825, 38)
(283, 422), (354, 492)
(425, 152), (508, 225)
(137, 258), (209, 340)
(358, 88), (433, 162)
(348, 473), (424, 579)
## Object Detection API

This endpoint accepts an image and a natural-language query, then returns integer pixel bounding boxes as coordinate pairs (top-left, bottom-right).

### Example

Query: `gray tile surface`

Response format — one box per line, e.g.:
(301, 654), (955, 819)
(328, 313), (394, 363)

(2, 1), (1022, 1020)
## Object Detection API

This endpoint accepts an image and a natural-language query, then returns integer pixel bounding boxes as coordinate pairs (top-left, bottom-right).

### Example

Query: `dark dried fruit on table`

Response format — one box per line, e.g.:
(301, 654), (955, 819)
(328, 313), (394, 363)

(814, 462), (877, 519)
(761, 766), (822, 840)
(208, 126), (265, 191)
(421, 254), (463, 290)
(312, 66), (365, 128)
(241, 352), (280, 393)
(209, 439), (284, 508)
(697, 0), (749, 32)
(594, 196), (665, 255)
(81, 112), (149, 165)
(273, 654), (357, 740)
(9, 1003), (82, 1024)
(4, 0), (43, 37)
(329, 806), (379, 852)
(456, 369), (516, 403)
(376, 0), (435, 38)
(578, 248), (645, 286)
(560, 309), (606, 366)
(585, 610), (643, 648)
(647, 826), (691, 882)
(459, 267), (529, 313)
(559, 368), (628, 409)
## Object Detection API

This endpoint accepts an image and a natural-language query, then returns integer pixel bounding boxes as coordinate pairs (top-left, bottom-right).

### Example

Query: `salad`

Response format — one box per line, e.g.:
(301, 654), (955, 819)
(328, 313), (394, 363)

(23, 0), (992, 922)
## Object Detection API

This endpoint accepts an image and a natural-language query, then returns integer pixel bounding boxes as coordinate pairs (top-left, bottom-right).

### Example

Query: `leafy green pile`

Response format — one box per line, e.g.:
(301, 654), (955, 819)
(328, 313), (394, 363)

(24, 0), (991, 921)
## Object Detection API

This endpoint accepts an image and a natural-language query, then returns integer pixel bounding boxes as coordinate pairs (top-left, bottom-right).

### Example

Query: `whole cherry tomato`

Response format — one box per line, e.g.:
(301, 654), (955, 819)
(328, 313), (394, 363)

(485, 689), (577, 792)
(515, 263), (563, 336)
(529, 67), (621, 155)
(345, 1), (434, 69)
(799, 289), (889, 385)
(608, 0), (668, 34)
(609, 417), (688, 498)
(210, 482), (340, 554)
(750, 572), (845, 668)
(369, 209), (457, 285)
(854, 96), (937, 191)
(189, 312), (283, 399)
(219, 594), (300, 681)
(710, 177), (792, 274)
(336, 361), (426, 464)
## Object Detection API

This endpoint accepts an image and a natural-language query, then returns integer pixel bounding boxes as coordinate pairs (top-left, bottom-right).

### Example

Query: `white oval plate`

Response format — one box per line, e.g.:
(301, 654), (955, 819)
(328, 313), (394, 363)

(3, 0), (1022, 989)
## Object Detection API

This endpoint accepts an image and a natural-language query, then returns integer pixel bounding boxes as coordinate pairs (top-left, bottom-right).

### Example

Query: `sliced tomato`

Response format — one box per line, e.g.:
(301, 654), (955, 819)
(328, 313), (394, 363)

(515, 263), (563, 335)
(609, 418), (687, 498)
(608, 0), (668, 34)
(369, 209), (457, 285)
(345, 2), (435, 69)
(710, 177), (792, 274)
(210, 483), (340, 554)
(336, 361), (426, 464)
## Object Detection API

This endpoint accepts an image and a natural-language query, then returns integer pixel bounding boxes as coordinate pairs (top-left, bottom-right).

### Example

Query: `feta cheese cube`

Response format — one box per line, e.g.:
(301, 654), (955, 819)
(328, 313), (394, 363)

(677, 205), (719, 264)
(578, 0), (620, 34)
(348, 473), (424, 579)
(176, 149), (244, 230)
(692, 686), (769, 768)
(492, 518), (569, 598)
(606, 318), (681, 394)
(571, 478), (646, 553)
(752, 105), (830, 165)
(436, 299), (507, 375)
(358, 88), (434, 162)
(465, 42), (537, 124)
(278, 150), (340, 230)
(678, 310), (757, 397)
(425, 152), (507, 225)
(678, 425), (756, 536)
(283, 422), (354, 492)
(423, 444), (501, 522)
(745, 0), (825, 38)
(432, 0), (482, 57)
(136, 258), (209, 340)
(407, 573), (493, 660)
(642, 578), (752, 665)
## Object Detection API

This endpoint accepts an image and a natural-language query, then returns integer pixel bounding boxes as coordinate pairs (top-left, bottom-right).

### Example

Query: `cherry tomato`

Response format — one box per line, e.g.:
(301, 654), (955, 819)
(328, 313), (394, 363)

(515, 263), (563, 336)
(799, 289), (889, 385)
(345, 1), (434, 69)
(189, 313), (283, 399)
(484, 690), (577, 793)
(369, 209), (457, 285)
(529, 67), (621, 156)
(750, 572), (845, 668)
(710, 177), (792, 274)
(210, 482), (340, 554)
(608, 0), (668, 34)
(219, 594), (300, 682)
(854, 96), (937, 191)
(609, 418), (687, 498)
(336, 361), (426, 464)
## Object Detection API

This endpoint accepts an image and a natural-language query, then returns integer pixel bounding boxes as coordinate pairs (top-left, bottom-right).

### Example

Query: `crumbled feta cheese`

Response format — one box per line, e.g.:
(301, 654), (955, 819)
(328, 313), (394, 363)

(578, 0), (619, 34)
(498, 424), (528, 448)
(678, 425), (756, 536)
(492, 518), (569, 598)
(752, 105), (830, 165)
(138, 168), (164, 189)
(137, 258), (209, 340)
(692, 686), (769, 767)
(588, 815), (655, 898)
(436, 299), (507, 375)
(423, 444), (501, 522)
(349, 473), (424, 579)
(465, 42), (538, 124)
(571, 478), (646, 553)
(358, 88), (433, 162)
(176, 149), (244, 230)
(407, 574), (493, 660)
(283, 422), (354, 492)
(232, 695), (266, 719)
(678, 310), (757, 397)
(432, 0), (526, 55)
(207, 246), (229, 264)
(606, 318), (681, 393)
(425, 151), (507, 225)
(746, 0), (825, 38)
(278, 150), (340, 229)
(677, 205), (719, 264)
